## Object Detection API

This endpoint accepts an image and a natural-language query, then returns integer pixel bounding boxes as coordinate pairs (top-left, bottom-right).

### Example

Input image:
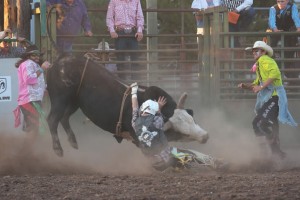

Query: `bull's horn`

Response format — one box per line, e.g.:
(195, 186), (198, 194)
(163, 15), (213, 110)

(163, 121), (172, 131)
(177, 92), (187, 109)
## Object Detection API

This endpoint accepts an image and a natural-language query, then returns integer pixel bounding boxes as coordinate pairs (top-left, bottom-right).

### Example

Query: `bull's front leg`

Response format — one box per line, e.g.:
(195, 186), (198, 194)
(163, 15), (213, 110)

(60, 105), (79, 150)
(60, 116), (78, 150)
(51, 132), (64, 157)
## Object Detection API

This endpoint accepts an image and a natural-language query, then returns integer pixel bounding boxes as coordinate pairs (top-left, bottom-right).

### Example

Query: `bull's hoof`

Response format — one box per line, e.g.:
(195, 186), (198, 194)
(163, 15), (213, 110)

(69, 140), (78, 149)
(68, 135), (78, 149)
(53, 142), (64, 157)
(54, 147), (63, 157)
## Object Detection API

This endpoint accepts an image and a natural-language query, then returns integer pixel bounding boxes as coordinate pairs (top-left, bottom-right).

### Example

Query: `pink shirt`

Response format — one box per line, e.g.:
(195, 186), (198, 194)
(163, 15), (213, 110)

(17, 59), (46, 105)
(106, 0), (144, 33)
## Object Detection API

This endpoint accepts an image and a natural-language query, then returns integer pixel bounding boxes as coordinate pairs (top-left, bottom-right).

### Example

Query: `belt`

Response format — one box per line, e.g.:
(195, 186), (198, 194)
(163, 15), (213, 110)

(115, 26), (137, 34)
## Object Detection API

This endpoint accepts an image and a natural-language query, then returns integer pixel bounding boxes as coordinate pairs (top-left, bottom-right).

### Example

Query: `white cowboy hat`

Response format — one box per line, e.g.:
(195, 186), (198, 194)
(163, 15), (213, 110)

(245, 41), (273, 57)
(94, 42), (114, 51)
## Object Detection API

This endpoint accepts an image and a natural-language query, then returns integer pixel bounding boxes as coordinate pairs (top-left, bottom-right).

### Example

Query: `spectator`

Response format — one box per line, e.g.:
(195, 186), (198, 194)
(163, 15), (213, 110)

(238, 41), (297, 159)
(221, 0), (255, 32)
(94, 41), (117, 73)
(0, 28), (27, 58)
(221, 0), (255, 47)
(0, 36), (11, 56)
(0, 28), (12, 40)
(14, 45), (51, 142)
(191, 0), (220, 36)
(268, 0), (300, 86)
(0, 28), (12, 56)
(106, 0), (144, 80)
(47, 0), (93, 54)
(46, 0), (62, 7)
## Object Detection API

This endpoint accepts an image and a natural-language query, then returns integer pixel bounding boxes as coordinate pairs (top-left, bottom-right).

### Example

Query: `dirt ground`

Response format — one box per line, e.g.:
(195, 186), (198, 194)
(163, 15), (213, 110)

(1, 168), (300, 200)
(1, 108), (300, 200)
(1, 132), (300, 200)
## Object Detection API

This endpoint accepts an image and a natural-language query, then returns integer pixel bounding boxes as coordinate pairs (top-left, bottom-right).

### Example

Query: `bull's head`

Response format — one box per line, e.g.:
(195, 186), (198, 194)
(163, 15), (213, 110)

(163, 93), (209, 143)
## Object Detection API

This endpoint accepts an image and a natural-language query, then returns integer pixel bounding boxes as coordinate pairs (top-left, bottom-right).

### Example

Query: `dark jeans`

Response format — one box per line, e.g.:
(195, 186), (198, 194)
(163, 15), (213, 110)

(57, 37), (73, 55)
(115, 31), (140, 74)
(229, 7), (255, 47)
(252, 96), (283, 156)
(229, 7), (255, 32)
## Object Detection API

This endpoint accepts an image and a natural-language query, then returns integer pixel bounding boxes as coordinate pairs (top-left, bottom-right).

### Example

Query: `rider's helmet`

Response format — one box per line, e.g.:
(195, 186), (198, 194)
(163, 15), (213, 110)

(140, 100), (159, 115)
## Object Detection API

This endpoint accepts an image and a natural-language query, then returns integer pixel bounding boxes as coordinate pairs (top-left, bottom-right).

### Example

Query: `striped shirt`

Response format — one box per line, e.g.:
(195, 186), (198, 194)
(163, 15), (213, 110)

(106, 0), (144, 33)
(221, 0), (253, 12)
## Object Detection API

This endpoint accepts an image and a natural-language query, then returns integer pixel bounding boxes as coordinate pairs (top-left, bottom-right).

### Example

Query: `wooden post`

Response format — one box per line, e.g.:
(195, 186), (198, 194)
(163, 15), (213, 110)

(0, 1), (4, 30)
(3, 0), (11, 30)
(146, 0), (158, 85)
(3, 0), (30, 39)
(16, 0), (31, 39)
(202, 6), (228, 106)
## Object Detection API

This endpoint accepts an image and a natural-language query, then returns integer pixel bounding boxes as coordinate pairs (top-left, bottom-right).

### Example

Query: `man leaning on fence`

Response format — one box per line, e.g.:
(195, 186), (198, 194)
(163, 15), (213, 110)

(268, 0), (300, 87)
(106, 0), (144, 80)
(0, 28), (26, 58)
(221, 0), (255, 47)
(47, 0), (93, 54)
(221, 0), (255, 32)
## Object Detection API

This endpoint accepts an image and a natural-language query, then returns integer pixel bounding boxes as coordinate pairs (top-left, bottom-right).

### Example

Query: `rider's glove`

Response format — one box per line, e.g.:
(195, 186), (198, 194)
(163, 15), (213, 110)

(131, 82), (138, 98)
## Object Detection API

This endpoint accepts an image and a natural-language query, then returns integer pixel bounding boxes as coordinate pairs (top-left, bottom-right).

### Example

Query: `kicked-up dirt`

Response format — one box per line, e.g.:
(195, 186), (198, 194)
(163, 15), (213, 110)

(1, 131), (300, 200)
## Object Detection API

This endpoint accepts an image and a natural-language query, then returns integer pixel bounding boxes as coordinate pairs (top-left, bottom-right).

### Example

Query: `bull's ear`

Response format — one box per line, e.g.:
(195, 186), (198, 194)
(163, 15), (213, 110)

(186, 109), (193, 116)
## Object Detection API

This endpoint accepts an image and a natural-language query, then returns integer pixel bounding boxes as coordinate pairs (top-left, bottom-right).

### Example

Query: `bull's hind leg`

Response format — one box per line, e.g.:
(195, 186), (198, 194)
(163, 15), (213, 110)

(47, 108), (64, 157)
(60, 105), (79, 150)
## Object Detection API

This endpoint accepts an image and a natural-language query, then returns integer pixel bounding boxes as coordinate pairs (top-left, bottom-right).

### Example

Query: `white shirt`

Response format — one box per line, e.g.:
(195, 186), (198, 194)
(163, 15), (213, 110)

(191, 0), (220, 10)
(236, 0), (253, 12)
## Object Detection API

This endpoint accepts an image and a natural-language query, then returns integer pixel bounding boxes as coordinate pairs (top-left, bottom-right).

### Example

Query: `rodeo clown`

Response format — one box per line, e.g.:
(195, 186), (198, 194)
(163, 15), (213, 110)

(130, 82), (226, 171)
(238, 41), (298, 159)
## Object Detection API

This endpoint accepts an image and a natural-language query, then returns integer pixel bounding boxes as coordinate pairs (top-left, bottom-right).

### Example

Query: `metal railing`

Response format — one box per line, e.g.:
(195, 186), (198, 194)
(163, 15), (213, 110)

(30, 1), (300, 107)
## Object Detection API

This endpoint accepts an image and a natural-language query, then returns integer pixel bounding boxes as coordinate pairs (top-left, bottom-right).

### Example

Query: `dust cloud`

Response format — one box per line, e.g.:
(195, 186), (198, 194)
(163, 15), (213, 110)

(0, 102), (299, 175)
(0, 115), (152, 176)
(179, 102), (300, 171)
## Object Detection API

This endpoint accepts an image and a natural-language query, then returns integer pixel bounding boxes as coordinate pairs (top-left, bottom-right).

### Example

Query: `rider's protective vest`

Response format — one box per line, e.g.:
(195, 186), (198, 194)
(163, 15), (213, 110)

(274, 3), (296, 31)
(134, 115), (168, 156)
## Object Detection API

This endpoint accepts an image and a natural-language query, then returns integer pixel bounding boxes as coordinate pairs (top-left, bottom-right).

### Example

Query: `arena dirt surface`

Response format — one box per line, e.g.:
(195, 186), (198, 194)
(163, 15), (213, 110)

(1, 109), (300, 200)
(1, 133), (300, 200)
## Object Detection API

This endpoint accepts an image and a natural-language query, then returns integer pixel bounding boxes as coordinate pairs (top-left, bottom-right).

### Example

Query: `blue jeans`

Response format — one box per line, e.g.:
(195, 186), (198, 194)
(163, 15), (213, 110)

(57, 37), (73, 55)
(115, 30), (140, 72)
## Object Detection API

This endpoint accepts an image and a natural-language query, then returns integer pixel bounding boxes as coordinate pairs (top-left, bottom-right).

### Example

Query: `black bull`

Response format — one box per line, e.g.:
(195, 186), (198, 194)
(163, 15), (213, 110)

(46, 55), (208, 157)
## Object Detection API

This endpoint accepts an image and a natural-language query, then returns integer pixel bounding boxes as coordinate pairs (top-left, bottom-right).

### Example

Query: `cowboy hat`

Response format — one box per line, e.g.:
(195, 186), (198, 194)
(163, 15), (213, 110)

(94, 42), (114, 51)
(21, 45), (43, 58)
(245, 41), (273, 57)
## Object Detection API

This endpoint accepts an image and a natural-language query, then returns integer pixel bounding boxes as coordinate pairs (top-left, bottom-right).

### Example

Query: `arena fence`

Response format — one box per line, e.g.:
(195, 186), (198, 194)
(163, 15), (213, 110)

(32, 1), (300, 106)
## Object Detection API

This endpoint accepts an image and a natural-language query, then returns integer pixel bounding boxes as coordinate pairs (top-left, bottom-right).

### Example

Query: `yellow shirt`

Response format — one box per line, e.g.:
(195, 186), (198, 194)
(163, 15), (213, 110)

(252, 55), (283, 95)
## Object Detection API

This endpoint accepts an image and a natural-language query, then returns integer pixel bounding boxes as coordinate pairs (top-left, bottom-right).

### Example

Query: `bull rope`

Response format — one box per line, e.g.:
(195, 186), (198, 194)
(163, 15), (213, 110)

(115, 86), (134, 141)
(76, 57), (90, 96)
